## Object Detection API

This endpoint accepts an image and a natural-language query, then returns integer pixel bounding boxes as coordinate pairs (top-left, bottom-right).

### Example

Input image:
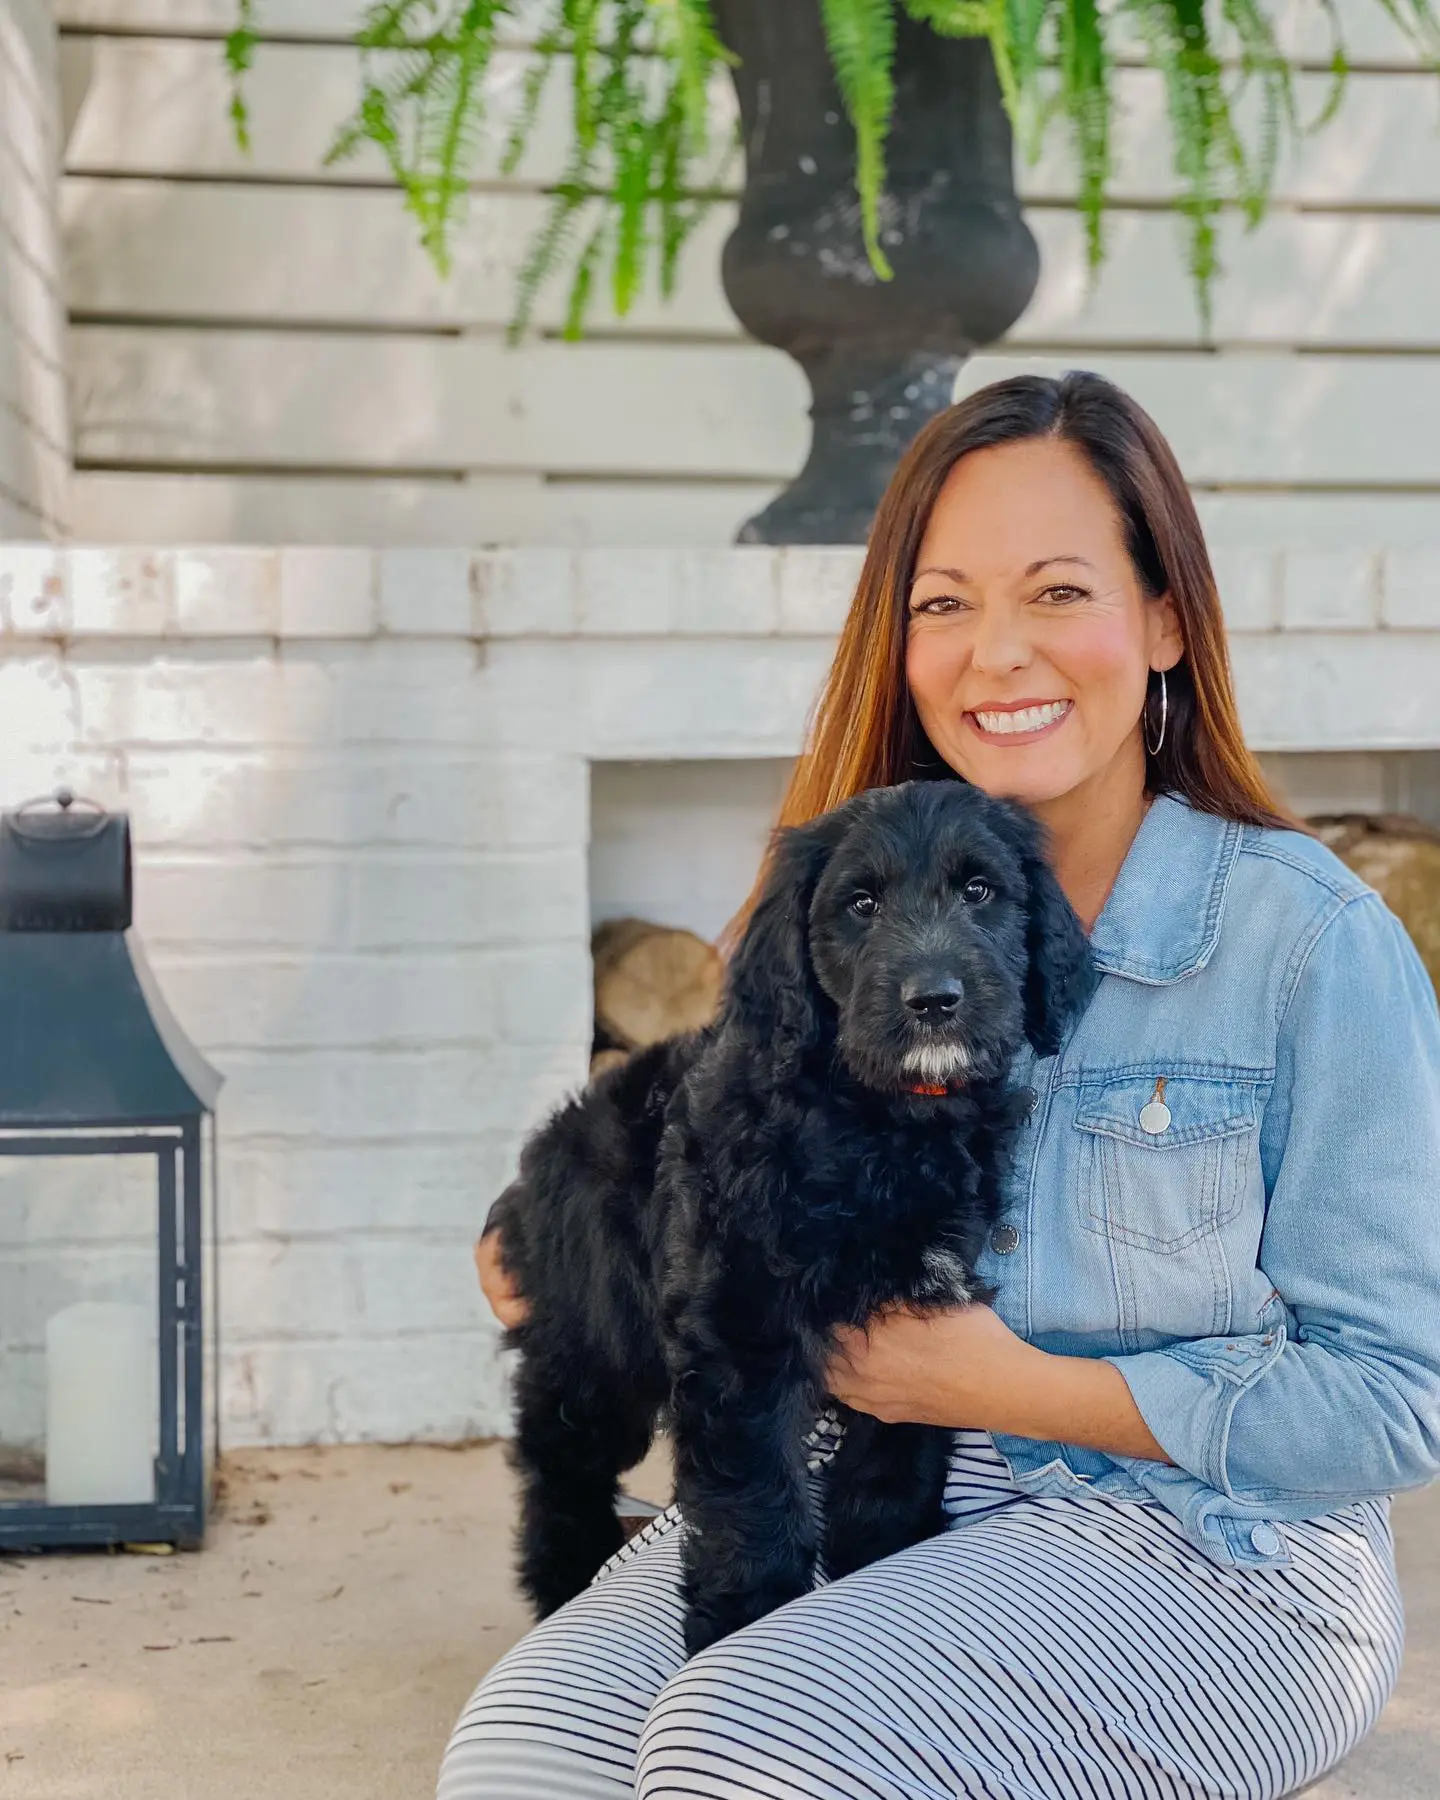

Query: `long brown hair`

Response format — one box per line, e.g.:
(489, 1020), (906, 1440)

(728, 371), (1297, 947)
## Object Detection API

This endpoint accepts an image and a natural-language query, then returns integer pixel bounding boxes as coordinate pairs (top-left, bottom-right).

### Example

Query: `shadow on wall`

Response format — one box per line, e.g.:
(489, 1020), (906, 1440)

(0, 0), (67, 538)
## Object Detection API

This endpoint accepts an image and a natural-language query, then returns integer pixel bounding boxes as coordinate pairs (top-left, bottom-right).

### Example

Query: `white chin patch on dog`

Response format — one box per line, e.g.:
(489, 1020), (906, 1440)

(900, 1042), (972, 1084)
(920, 1244), (975, 1302)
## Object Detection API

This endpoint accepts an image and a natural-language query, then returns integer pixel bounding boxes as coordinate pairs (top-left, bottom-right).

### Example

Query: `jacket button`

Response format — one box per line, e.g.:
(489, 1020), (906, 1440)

(1249, 1523), (1283, 1556)
(990, 1224), (1020, 1255)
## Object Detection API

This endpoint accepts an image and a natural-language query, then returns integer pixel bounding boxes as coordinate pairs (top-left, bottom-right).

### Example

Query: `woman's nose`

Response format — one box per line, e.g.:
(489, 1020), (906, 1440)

(968, 602), (1031, 674)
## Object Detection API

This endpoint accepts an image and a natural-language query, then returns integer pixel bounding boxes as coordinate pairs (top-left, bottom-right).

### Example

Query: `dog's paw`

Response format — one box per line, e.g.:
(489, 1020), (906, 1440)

(681, 1576), (809, 1659)
(682, 1605), (731, 1660)
(915, 1243), (979, 1304)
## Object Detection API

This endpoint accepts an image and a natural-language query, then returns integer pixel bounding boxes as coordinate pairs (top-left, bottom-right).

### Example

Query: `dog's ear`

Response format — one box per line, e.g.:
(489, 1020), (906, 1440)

(1004, 807), (1097, 1058)
(722, 808), (850, 1068)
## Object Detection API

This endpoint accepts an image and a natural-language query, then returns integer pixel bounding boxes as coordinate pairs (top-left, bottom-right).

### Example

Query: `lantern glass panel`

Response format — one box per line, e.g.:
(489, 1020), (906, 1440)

(0, 1126), (215, 1520)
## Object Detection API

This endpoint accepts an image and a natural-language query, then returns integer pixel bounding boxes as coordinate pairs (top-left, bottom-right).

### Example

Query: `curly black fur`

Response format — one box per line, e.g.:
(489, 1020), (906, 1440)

(488, 780), (1095, 1656)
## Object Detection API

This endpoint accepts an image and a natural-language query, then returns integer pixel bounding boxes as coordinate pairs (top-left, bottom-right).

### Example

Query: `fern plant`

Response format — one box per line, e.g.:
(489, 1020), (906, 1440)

(227, 0), (1440, 338)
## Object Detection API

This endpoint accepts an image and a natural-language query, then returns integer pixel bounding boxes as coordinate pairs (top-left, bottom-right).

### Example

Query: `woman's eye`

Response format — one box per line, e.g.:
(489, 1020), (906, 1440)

(849, 891), (880, 918)
(961, 878), (992, 905)
(909, 594), (966, 616)
(1038, 585), (1087, 605)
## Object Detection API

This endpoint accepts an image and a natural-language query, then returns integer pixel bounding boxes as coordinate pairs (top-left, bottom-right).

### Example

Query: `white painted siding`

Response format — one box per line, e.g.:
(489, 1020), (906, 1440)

(1, 0), (67, 538)
(51, 1), (1440, 552)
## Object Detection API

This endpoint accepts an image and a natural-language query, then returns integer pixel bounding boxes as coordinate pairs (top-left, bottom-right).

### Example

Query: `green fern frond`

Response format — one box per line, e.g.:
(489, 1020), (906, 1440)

(569, 0), (605, 150)
(510, 172), (591, 344)
(1122, 0), (1224, 324)
(1217, 0), (1292, 218)
(239, 0), (1440, 350)
(563, 215), (610, 338)
(1056, 0), (1112, 272)
(902, 0), (1022, 137)
(648, 0), (733, 141)
(415, 13), (497, 262)
(655, 81), (689, 297)
(904, 0), (995, 29)
(612, 117), (653, 313)
(501, 20), (565, 174)
(1369, 0), (1440, 60)
(352, 1), (435, 49)
(1001, 0), (1051, 159)
(1301, 0), (1349, 131)
(323, 3), (515, 272)
(819, 0), (899, 281)
(224, 0), (260, 151)
(659, 75), (737, 298)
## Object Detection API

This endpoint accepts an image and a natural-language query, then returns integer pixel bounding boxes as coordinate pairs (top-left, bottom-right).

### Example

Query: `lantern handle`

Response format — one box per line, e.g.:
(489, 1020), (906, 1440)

(8, 788), (110, 842)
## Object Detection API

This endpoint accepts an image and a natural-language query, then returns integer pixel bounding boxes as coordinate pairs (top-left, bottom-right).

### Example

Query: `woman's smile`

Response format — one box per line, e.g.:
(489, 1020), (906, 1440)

(966, 698), (1074, 742)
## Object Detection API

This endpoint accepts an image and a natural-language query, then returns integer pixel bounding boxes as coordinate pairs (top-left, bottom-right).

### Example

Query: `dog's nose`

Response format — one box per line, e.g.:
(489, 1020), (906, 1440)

(902, 977), (965, 1018)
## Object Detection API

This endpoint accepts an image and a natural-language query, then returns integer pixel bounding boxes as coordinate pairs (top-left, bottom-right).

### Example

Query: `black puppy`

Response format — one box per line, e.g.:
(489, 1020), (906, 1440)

(488, 780), (1094, 1655)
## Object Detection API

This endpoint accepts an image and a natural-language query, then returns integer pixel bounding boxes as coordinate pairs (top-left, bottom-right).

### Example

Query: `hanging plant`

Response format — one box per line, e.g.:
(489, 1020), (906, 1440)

(227, 0), (1440, 338)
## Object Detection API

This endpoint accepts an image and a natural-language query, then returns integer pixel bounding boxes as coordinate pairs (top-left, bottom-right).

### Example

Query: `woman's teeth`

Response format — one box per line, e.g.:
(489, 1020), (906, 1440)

(973, 701), (1070, 735)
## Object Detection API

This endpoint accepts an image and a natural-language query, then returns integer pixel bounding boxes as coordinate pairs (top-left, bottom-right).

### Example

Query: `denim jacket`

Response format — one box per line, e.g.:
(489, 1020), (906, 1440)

(978, 792), (1440, 1571)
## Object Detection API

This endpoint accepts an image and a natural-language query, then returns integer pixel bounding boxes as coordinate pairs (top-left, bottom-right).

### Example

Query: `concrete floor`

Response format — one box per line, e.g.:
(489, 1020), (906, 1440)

(0, 1444), (1434, 1800)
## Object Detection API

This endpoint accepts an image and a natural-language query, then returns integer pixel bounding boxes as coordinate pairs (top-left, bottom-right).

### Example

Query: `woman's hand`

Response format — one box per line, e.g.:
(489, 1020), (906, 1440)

(824, 1301), (1037, 1428)
(474, 1227), (530, 1330)
(824, 1300), (1173, 1463)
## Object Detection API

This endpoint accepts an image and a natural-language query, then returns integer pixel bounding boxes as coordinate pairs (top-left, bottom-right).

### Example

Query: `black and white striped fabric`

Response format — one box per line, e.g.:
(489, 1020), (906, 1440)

(438, 1422), (1403, 1800)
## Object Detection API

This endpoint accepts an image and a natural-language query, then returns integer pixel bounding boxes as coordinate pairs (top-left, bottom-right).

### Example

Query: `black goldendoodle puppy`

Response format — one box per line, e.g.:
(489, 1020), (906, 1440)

(488, 779), (1095, 1656)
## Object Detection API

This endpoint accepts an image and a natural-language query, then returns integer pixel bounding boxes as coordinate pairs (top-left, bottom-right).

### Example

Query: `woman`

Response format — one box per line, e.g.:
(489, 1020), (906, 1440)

(445, 372), (1440, 1800)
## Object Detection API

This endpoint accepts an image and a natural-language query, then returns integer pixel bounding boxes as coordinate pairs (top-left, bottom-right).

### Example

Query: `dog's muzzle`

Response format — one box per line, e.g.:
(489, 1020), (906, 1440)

(897, 980), (975, 1095)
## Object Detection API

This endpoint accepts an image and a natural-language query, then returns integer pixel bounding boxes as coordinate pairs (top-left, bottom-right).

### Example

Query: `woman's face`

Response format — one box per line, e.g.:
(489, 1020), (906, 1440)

(905, 437), (1183, 817)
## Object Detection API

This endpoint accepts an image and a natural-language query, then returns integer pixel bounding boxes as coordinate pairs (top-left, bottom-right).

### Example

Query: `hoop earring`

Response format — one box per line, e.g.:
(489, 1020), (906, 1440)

(1144, 667), (1168, 757)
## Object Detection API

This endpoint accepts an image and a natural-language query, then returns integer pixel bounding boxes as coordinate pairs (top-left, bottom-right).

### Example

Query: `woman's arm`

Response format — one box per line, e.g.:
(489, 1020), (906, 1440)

(826, 1301), (1173, 1463)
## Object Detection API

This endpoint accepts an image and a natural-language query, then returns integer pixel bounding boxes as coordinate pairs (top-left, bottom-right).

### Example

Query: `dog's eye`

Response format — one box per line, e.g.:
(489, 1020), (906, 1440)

(961, 878), (992, 905)
(848, 891), (880, 918)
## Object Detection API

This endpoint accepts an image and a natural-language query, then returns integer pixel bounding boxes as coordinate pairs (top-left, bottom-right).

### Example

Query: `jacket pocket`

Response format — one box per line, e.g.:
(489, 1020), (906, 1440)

(1075, 1072), (1262, 1254)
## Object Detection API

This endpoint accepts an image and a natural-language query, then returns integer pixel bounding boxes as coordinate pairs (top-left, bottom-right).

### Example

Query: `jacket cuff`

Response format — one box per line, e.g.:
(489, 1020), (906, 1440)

(1103, 1328), (1287, 1497)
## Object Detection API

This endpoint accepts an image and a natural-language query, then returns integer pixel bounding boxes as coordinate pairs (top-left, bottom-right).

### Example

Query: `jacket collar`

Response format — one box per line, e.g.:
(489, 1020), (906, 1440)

(1087, 793), (1244, 984)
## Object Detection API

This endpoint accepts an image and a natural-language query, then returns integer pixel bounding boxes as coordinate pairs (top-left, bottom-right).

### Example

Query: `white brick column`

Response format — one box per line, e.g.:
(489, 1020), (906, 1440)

(0, 545), (1436, 1446)
(0, 0), (67, 538)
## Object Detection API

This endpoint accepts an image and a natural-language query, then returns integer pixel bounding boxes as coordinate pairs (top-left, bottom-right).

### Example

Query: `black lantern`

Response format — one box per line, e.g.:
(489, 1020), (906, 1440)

(0, 791), (222, 1550)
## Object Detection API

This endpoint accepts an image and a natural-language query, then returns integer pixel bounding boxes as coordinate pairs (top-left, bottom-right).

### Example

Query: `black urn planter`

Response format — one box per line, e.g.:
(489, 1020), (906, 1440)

(710, 1), (1040, 544)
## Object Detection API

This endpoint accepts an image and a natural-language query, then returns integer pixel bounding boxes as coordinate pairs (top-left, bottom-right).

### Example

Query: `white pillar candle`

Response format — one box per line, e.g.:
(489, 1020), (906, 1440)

(45, 1301), (155, 1506)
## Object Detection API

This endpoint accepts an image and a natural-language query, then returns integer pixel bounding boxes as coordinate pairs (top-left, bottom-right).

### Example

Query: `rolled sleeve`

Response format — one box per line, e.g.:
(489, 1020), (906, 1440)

(1106, 892), (1440, 1505)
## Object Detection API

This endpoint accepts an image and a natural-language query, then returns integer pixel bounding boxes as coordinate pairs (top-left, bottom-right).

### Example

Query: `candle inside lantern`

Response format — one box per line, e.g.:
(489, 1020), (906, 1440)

(45, 1301), (155, 1505)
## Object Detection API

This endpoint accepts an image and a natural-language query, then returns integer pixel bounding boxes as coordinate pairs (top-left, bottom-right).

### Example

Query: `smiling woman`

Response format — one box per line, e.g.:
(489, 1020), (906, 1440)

(452, 374), (1440, 1800)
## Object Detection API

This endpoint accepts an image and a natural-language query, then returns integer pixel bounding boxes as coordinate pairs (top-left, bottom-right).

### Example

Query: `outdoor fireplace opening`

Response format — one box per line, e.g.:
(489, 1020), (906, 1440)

(586, 759), (792, 1074)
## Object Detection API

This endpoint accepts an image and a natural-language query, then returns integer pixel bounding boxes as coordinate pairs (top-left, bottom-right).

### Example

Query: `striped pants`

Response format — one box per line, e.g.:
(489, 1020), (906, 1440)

(438, 1423), (1403, 1800)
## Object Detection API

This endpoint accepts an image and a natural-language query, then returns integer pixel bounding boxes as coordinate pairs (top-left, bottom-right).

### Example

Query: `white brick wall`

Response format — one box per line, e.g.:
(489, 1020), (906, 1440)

(0, 0), (67, 539)
(0, 544), (1436, 1452)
